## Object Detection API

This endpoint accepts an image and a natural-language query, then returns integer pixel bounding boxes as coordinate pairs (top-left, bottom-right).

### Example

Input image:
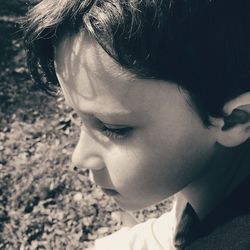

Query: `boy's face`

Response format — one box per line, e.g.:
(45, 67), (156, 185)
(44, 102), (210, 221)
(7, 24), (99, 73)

(55, 32), (216, 210)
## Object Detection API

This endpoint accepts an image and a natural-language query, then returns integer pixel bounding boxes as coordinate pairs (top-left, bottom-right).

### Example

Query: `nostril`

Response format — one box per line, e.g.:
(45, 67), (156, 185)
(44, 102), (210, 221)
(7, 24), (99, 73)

(73, 166), (78, 171)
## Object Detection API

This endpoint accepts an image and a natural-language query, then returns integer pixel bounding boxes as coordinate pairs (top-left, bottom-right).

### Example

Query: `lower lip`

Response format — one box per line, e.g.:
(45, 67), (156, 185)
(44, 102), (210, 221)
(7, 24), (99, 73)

(101, 188), (119, 196)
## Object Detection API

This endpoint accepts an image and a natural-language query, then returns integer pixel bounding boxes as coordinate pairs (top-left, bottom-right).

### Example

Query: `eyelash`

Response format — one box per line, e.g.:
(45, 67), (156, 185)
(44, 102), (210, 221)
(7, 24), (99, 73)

(99, 124), (132, 140)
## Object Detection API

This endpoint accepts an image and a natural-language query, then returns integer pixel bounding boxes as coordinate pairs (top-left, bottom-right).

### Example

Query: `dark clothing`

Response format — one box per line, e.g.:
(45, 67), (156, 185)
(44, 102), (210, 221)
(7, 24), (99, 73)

(176, 175), (250, 249)
(187, 215), (250, 250)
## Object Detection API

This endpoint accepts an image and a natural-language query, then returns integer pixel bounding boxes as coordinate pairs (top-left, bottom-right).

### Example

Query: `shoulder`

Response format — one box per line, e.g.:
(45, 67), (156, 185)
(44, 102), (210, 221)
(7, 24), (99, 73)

(186, 215), (250, 250)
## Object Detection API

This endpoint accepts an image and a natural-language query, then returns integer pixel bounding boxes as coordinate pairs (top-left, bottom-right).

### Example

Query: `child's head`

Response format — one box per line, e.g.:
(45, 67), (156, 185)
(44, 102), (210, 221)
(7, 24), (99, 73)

(24, 0), (250, 210)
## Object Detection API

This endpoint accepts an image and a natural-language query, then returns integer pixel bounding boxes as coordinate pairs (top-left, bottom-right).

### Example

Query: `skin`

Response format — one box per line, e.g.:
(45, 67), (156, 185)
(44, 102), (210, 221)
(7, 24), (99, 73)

(55, 32), (232, 212)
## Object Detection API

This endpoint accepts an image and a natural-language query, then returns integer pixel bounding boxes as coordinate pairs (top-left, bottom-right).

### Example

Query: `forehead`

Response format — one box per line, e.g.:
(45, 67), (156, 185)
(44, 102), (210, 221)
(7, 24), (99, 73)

(55, 31), (137, 83)
(54, 31), (191, 123)
(55, 32), (136, 102)
(54, 32), (150, 114)
(54, 34), (147, 126)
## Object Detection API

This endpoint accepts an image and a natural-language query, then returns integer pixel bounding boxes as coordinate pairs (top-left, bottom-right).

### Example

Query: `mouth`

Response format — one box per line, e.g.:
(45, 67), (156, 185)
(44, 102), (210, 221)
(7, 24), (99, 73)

(89, 171), (119, 196)
(101, 188), (119, 196)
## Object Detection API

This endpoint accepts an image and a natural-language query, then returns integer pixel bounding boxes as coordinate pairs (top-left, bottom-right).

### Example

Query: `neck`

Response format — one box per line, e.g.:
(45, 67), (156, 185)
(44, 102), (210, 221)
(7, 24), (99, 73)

(181, 140), (250, 220)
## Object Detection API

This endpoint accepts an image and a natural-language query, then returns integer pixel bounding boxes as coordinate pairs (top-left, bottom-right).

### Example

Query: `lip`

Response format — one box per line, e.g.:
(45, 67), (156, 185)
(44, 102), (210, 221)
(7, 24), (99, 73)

(101, 188), (119, 196)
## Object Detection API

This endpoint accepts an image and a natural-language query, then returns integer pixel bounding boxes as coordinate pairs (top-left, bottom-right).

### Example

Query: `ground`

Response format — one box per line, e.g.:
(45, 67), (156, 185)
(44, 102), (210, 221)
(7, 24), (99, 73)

(0, 2), (171, 250)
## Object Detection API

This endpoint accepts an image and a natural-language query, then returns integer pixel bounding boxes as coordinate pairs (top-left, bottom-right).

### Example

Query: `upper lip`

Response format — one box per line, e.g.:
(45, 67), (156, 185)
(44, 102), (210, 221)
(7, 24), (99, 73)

(89, 170), (115, 190)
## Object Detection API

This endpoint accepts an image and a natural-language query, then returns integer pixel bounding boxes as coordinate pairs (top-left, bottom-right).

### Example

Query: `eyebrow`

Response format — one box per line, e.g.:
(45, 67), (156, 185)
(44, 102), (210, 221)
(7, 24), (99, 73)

(64, 97), (134, 121)
(79, 109), (134, 121)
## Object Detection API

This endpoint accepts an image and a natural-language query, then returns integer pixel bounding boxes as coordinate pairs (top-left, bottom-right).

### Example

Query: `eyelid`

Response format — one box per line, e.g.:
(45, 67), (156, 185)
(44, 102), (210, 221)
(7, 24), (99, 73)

(70, 111), (133, 140)
(102, 123), (129, 129)
(100, 124), (133, 140)
(71, 111), (131, 129)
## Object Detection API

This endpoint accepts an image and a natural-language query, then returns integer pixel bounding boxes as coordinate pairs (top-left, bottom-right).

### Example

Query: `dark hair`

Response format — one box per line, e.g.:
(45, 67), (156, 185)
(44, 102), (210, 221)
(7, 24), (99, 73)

(23, 0), (250, 124)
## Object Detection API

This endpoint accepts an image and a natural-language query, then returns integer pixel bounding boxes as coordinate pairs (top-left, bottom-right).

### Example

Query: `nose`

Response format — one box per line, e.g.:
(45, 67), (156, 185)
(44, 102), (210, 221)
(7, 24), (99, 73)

(72, 130), (106, 171)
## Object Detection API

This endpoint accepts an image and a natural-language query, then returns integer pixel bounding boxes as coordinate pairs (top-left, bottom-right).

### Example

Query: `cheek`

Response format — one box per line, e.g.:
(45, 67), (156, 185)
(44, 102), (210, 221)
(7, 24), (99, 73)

(106, 127), (214, 197)
(105, 148), (146, 190)
(105, 146), (185, 210)
(105, 143), (181, 198)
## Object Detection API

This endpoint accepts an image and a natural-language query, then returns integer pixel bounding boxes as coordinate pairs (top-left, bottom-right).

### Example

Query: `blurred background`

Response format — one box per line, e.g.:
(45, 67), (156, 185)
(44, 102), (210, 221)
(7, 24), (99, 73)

(0, 1), (171, 249)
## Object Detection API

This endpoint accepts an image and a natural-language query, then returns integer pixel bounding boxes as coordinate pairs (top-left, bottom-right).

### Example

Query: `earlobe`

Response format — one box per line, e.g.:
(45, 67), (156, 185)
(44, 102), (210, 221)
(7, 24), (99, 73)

(209, 92), (250, 147)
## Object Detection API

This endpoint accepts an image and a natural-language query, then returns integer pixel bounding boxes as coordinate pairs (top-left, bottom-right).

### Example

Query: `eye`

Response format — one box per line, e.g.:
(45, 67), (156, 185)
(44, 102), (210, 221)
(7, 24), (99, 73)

(99, 123), (133, 140)
(70, 111), (132, 140)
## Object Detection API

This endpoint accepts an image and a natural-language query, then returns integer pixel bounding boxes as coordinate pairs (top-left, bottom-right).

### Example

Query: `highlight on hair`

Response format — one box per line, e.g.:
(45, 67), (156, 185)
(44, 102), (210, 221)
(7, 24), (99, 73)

(23, 0), (250, 123)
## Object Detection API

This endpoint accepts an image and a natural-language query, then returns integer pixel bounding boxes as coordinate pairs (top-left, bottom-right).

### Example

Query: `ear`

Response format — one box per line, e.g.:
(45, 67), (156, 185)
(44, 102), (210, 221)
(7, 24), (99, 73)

(209, 92), (250, 147)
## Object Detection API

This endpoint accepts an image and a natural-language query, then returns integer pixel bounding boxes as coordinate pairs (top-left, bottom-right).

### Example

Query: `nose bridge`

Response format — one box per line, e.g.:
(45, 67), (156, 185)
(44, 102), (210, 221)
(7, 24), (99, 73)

(72, 129), (105, 171)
